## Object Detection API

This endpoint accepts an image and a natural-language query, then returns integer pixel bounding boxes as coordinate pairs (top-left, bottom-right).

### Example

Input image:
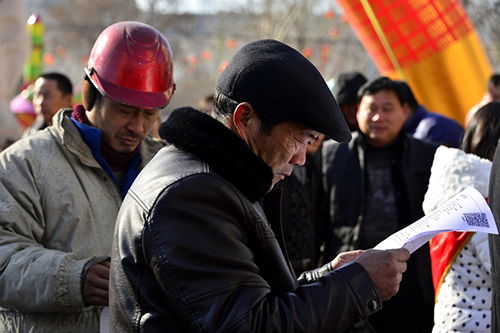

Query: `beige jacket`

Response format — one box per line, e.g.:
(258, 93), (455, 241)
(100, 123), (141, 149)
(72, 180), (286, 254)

(0, 109), (165, 332)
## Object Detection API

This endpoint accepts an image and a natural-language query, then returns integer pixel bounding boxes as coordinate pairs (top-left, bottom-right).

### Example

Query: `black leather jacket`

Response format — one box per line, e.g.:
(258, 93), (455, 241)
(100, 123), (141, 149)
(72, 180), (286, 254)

(110, 108), (382, 332)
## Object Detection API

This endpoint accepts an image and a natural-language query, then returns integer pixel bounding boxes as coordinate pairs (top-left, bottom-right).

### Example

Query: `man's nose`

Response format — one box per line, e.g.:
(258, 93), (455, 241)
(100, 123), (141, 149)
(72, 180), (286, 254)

(371, 112), (381, 121)
(290, 149), (307, 166)
(127, 113), (144, 134)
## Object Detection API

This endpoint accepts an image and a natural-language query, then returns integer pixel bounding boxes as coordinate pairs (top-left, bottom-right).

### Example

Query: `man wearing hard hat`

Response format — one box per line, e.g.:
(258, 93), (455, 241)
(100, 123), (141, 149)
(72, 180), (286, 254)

(0, 21), (175, 332)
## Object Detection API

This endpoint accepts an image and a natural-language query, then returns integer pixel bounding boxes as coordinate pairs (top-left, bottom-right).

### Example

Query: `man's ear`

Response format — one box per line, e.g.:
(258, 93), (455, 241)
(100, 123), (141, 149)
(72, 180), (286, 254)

(63, 93), (73, 107)
(232, 102), (256, 139)
(82, 79), (97, 111)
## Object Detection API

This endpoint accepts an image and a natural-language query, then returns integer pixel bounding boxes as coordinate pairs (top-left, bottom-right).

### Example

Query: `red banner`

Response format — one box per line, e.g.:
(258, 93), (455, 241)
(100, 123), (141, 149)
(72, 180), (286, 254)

(337, 0), (492, 124)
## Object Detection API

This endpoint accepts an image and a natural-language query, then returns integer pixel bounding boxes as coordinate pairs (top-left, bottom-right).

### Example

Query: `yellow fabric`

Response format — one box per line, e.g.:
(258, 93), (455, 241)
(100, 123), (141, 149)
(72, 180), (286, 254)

(403, 31), (492, 125)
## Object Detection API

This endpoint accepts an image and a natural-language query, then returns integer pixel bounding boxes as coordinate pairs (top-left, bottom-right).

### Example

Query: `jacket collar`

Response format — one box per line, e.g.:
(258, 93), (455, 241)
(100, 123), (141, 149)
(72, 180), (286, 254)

(355, 129), (407, 155)
(159, 107), (273, 202)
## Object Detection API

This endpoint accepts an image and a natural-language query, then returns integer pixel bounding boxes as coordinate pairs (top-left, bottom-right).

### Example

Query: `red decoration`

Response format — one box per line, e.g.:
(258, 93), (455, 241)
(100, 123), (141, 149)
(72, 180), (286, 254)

(302, 47), (313, 59)
(328, 28), (339, 38)
(325, 9), (335, 21)
(218, 60), (229, 75)
(201, 50), (211, 61)
(42, 52), (54, 66)
(225, 38), (236, 49)
(187, 55), (199, 66)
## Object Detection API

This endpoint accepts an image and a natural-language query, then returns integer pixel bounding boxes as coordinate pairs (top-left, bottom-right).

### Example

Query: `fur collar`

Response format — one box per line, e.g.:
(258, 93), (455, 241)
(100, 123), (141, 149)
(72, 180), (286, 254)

(159, 107), (273, 202)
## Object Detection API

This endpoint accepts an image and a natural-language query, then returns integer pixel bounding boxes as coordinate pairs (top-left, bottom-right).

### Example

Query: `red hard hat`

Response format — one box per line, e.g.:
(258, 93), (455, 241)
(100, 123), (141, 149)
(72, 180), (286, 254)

(85, 21), (175, 109)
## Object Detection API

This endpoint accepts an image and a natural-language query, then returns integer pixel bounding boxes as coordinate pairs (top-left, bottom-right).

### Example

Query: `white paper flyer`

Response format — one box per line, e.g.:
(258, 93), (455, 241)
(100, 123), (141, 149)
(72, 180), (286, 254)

(374, 187), (498, 253)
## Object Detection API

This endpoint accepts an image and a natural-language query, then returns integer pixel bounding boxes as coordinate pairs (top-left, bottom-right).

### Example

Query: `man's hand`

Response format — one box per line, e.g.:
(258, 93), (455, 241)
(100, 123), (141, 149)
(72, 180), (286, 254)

(82, 260), (110, 306)
(353, 248), (410, 301)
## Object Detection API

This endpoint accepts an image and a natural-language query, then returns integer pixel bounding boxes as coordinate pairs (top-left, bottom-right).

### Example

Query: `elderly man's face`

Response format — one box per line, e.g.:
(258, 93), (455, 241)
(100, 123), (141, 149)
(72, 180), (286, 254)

(245, 119), (318, 187)
(86, 97), (159, 153)
(357, 89), (408, 148)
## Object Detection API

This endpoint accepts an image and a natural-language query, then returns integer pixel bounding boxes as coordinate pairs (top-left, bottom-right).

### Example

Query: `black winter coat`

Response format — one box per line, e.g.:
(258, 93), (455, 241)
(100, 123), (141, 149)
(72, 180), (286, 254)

(109, 108), (382, 332)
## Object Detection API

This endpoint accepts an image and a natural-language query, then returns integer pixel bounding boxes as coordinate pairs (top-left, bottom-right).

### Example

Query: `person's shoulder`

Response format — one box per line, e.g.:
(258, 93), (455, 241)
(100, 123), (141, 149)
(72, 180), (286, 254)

(143, 134), (167, 148)
(321, 134), (358, 173)
(138, 156), (245, 210)
(130, 146), (208, 201)
(405, 133), (439, 152)
(21, 120), (46, 139)
(322, 137), (349, 161)
(140, 135), (167, 161)
(139, 144), (203, 178)
(0, 130), (60, 181)
(424, 111), (463, 129)
(2, 129), (56, 158)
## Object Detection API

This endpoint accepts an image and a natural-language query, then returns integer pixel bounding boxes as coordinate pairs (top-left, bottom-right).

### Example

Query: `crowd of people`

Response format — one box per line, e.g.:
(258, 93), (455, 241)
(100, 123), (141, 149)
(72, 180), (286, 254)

(1, 19), (500, 333)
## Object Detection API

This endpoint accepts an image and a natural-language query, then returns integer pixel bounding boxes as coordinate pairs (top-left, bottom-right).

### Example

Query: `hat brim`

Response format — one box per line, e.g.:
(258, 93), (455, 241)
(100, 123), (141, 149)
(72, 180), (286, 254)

(88, 69), (174, 110)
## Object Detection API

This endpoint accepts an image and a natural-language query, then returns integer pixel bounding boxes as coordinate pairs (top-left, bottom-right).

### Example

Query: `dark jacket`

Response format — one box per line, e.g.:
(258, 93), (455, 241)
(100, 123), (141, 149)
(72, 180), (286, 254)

(320, 131), (438, 333)
(488, 145), (500, 332)
(110, 108), (382, 332)
(404, 105), (464, 148)
(279, 149), (324, 275)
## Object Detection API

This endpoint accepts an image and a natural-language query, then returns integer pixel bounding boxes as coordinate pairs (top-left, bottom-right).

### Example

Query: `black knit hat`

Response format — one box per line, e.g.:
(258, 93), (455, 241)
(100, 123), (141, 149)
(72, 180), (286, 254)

(332, 71), (367, 106)
(216, 39), (352, 142)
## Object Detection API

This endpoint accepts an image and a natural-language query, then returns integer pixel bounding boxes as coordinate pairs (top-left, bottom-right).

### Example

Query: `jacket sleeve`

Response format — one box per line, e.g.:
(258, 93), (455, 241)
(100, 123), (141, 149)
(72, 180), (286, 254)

(490, 151), (500, 332)
(417, 117), (464, 148)
(141, 173), (380, 332)
(0, 147), (91, 312)
(474, 232), (491, 272)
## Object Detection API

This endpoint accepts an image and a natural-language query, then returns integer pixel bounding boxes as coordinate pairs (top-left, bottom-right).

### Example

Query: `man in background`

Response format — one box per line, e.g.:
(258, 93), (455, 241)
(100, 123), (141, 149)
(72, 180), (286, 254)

(0, 21), (175, 332)
(332, 71), (367, 132)
(22, 72), (73, 137)
(321, 77), (437, 332)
